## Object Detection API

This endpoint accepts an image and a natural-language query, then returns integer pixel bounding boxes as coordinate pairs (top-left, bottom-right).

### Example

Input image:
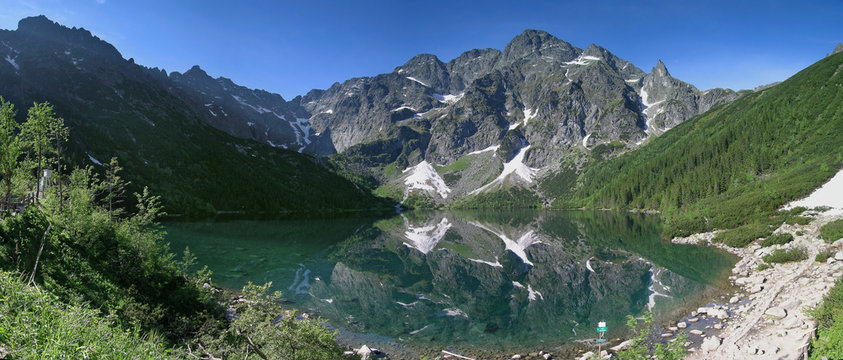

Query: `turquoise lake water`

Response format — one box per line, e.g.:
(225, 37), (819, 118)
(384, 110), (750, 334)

(165, 210), (735, 353)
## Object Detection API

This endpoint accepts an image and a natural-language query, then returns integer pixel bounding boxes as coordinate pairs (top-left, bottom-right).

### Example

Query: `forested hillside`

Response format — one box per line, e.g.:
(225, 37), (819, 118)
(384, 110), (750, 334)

(563, 51), (843, 236)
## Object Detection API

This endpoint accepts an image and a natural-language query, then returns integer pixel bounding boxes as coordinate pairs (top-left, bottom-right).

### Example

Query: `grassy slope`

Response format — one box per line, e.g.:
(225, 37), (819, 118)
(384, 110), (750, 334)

(560, 52), (843, 236)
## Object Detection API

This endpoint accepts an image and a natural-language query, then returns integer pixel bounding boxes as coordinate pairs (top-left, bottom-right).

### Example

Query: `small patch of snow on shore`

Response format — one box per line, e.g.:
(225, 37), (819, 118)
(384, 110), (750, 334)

(785, 168), (843, 213)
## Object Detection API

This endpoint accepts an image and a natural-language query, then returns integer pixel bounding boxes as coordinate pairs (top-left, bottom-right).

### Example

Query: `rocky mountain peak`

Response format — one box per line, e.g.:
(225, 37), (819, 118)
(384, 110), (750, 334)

(396, 53), (449, 91)
(16, 15), (122, 60)
(183, 64), (208, 77)
(652, 59), (670, 77)
(834, 42), (843, 55)
(17, 15), (61, 33)
(501, 29), (578, 65)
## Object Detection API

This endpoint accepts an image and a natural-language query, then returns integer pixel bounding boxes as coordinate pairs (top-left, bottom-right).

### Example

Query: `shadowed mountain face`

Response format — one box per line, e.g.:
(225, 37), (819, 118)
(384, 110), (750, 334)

(166, 210), (736, 352)
(0, 16), (387, 214)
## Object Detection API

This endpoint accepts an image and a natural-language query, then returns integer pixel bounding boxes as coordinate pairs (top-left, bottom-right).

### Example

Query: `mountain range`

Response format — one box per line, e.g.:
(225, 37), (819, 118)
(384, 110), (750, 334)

(0, 16), (801, 213)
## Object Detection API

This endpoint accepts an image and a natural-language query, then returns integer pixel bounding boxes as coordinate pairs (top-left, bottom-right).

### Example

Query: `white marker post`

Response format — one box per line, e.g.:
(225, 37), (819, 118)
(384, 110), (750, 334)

(597, 321), (608, 357)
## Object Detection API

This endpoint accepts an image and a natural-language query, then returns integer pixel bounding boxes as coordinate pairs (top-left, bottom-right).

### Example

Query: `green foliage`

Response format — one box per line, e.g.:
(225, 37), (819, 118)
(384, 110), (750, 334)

(760, 233), (794, 247)
(0, 97), (20, 210)
(616, 312), (688, 360)
(757, 263), (772, 271)
(0, 271), (174, 359)
(820, 219), (843, 243)
(713, 222), (774, 247)
(809, 277), (843, 359)
(816, 249), (833, 263)
(568, 52), (843, 236)
(195, 282), (345, 359)
(762, 247), (808, 264)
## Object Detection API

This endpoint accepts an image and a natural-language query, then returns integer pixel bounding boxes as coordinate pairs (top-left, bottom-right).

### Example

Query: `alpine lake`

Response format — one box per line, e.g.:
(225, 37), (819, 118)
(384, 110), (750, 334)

(165, 210), (736, 358)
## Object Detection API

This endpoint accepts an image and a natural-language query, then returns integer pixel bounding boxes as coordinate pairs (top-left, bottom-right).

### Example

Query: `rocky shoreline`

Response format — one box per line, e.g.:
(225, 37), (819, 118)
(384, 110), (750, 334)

(669, 210), (843, 359)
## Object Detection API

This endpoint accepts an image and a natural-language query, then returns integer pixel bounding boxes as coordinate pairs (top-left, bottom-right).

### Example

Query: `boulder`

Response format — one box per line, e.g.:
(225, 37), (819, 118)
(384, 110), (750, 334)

(358, 345), (372, 360)
(690, 329), (704, 335)
(835, 251), (843, 261)
(729, 296), (740, 304)
(750, 284), (764, 293)
(677, 322), (687, 329)
(765, 307), (787, 319)
(610, 340), (632, 352)
(701, 336), (722, 352)
(511, 355), (522, 360)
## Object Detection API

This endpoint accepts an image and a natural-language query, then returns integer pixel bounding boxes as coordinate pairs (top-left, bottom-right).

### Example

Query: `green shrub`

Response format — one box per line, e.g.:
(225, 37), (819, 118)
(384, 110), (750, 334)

(713, 222), (774, 247)
(760, 233), (794, 247)
(820, 219), (843, 243)
(796, 231), (805, 236)
(762, 247), (808, 264)
(809, 277), (843, 359)
(757, 263), (772, 271)
(816, 249), (834, 263)
(617, 312), (687, 360)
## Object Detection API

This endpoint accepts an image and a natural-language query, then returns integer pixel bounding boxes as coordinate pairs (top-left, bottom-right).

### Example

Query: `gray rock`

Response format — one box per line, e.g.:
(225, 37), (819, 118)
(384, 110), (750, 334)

(610, 340), (632, 352)
(835, 251), (843, 261)
(765, 307), (787, 319)
(701, 336), (722, 352)
(511, 355), (522, 359)
(677, 322), (687, 329)
(357, 345), (372, 360)
(729, 296), (740, 304)
(688, 317), (699, 323)
(750, 284), (764, 293)
(690, 329), (704, 335)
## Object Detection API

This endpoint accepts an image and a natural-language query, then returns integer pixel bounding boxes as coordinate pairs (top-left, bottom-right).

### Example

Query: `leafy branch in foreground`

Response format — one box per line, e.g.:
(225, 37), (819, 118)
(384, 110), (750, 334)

(616, 312), (687, 360)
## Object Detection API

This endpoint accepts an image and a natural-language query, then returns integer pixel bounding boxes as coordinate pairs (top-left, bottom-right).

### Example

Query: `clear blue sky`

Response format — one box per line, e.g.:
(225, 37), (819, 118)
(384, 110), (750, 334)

(1, 0), (841, 99)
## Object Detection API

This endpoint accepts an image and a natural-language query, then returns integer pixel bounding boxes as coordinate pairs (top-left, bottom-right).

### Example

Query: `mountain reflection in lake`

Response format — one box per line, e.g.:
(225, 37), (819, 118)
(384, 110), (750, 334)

(166, 210), (735, 352)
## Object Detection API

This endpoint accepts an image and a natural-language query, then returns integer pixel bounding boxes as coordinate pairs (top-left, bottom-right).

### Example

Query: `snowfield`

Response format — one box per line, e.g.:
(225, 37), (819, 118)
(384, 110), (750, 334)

(403, 161), (451, 198)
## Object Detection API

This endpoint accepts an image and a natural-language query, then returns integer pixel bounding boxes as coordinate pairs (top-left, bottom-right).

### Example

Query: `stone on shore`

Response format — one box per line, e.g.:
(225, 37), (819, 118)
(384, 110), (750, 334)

(765, 307), (788, 319)
(690, 329), (704, 335)
(677, 322), (687, 329)
(610, 340), (633, 352)
(357, 345), (372, 360)
(701, 336), (722, 352)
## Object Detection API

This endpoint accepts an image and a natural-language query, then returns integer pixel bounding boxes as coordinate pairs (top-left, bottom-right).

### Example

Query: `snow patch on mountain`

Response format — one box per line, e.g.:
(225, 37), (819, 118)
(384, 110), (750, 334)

(403, 160), (451, 198)
(640, 88), (665, 137)
(470, 145), (537, 194)
(433, 93), (464, 104)
(469, 257), (503, 268)
(5, 55), (19, 71)
(527, 284), (544, 301)
(406, 76), (429, 87)
(467, 145), (500, 155)
(565, 54), (601, 66)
